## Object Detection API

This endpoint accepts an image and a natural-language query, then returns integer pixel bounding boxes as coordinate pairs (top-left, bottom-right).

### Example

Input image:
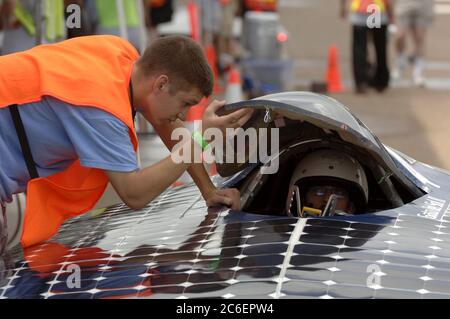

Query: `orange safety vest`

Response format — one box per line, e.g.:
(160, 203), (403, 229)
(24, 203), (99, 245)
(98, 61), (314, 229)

(244, 0), (277, 12)
(0, 35), (140, 248)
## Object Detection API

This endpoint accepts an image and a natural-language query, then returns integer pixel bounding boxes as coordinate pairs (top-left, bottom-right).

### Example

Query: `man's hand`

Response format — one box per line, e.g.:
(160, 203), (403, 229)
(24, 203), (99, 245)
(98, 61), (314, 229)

(202, 100), (254, 136)
(204, 188), (241, 211)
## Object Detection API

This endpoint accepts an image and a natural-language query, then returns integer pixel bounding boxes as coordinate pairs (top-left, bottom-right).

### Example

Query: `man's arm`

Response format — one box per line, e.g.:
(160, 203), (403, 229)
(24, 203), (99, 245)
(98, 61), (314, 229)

(109, 100), (253, 211)
(151, 118), (216, 196)
(150, 100), (252, 210)
(106, 136), (201, 210)
(151, 118), (242, 210)
(107, 135), (239, 210)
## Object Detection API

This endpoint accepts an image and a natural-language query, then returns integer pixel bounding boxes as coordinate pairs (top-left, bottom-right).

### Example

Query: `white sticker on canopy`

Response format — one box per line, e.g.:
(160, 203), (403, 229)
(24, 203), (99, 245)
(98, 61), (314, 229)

(417, 196), (447, 221)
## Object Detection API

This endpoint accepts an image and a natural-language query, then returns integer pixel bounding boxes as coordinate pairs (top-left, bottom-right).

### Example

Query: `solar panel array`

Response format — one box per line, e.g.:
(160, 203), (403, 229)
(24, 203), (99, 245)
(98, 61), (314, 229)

(1, 184), (450, 299)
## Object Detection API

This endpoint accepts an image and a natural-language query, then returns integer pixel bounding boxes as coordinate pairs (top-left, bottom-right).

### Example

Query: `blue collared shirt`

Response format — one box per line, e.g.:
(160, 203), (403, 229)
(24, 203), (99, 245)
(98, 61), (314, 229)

(0, 96), (138, 203)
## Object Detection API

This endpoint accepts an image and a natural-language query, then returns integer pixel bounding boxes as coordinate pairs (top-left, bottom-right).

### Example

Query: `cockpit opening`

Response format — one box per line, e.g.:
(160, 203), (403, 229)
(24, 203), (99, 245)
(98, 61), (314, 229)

(231, 120), (422, 218)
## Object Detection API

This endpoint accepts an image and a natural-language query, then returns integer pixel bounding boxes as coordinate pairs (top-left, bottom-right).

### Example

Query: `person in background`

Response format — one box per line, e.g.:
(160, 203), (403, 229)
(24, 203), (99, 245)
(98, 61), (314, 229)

(0, 0), (66, 55)
(391, 0), (435, 87)
(216, 0), (240, 74)
(340, 0), (395, 94)
(92, 0), (144, 50)
(199, 0), (240, 78)
(199, 0), (220, 51)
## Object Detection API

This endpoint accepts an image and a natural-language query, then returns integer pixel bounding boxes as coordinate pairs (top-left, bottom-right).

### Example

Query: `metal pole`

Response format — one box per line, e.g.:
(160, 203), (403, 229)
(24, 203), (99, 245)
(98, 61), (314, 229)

(115, 0), (128, 41)
(136, 0), (148, 53)
(0, 0), (5, 49)
(34, 0), (44, 45)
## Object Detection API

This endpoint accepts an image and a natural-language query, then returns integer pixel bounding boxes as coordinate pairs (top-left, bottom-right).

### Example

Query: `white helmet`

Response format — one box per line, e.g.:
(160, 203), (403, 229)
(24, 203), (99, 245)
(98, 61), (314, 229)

(287, 149), (369, 215)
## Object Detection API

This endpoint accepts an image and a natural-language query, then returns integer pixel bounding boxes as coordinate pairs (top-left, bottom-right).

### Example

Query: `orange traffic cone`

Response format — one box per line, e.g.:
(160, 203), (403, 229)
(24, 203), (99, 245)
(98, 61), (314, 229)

(326, 45), (345, 93)
(186, 97), (209, 123)
(225, 67), (244, 103)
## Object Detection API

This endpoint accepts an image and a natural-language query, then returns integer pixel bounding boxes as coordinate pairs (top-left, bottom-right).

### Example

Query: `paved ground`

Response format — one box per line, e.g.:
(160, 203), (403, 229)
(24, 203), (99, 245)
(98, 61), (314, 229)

(278, 0), (450, 170)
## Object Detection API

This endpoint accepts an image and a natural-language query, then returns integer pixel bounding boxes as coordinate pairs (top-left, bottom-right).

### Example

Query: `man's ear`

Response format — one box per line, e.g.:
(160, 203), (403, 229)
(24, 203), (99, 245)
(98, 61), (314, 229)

(153, 75), (169, 93)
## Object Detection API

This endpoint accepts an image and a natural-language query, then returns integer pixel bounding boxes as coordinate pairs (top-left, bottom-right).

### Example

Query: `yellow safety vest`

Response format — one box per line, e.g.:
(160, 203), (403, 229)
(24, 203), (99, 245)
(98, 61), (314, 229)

(14, 0), (64, 41)
(350, 0), (386, 13)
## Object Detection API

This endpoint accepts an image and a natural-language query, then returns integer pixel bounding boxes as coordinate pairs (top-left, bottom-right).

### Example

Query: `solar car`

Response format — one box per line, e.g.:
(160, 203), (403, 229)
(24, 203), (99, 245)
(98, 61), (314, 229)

(2, 92), (450, 299)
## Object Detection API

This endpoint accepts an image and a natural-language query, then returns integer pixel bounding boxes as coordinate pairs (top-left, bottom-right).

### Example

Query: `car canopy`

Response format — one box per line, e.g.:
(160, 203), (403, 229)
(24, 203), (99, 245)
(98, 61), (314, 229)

(215, 92), (422, 197)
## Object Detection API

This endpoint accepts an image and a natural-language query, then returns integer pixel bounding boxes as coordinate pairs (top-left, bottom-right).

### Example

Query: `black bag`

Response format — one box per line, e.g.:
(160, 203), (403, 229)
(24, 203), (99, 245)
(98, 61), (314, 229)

(150, 0), (173, 27)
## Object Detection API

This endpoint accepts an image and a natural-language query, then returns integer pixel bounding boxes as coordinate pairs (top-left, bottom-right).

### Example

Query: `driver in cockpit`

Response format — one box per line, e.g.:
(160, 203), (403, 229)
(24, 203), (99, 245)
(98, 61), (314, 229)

(286, 149), (369, 217)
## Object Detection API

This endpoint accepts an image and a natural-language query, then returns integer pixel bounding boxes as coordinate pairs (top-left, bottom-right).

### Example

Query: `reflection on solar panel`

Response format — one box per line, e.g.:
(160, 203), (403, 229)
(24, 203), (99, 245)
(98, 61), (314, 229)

(1, 184), (450, 299)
